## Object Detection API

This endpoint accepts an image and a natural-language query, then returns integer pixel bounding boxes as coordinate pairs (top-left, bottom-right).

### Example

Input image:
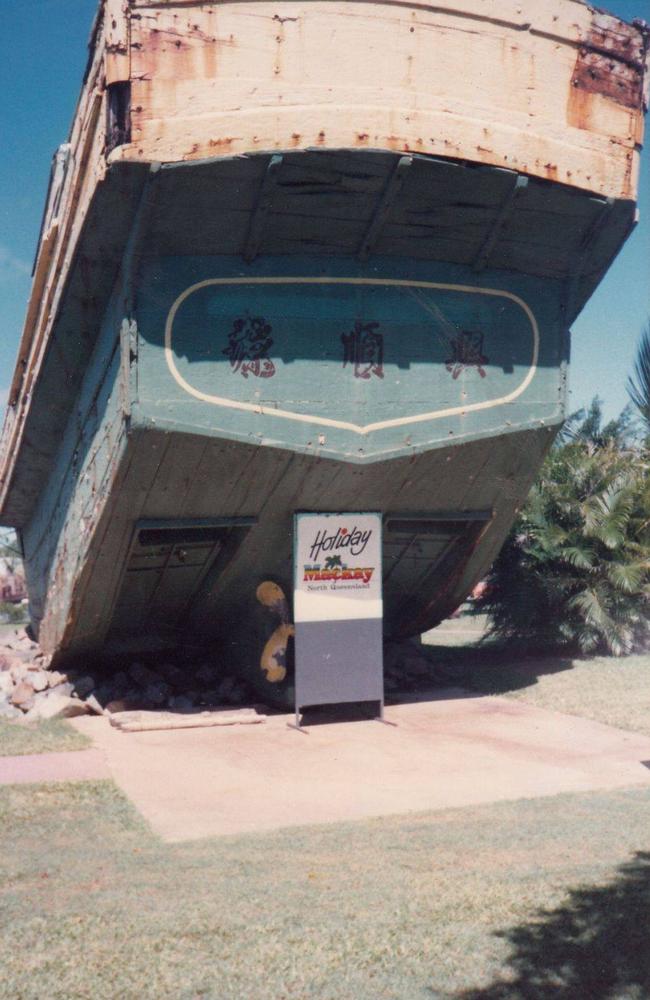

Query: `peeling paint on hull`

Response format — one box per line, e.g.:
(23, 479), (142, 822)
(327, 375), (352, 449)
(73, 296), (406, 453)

(0, 0), (646, 703)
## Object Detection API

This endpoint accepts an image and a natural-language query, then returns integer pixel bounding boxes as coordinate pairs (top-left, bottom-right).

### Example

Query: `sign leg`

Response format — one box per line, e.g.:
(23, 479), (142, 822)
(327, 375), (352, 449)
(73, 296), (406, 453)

(287, 705), (309, 734)
(375, 699), (397, 727)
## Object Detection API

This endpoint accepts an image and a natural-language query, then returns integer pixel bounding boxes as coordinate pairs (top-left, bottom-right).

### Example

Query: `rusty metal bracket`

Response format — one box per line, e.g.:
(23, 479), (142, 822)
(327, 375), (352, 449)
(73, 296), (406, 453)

(473, 174), (528, 272)
(358, 154), (413, 261)
(243, 154), (283, 263)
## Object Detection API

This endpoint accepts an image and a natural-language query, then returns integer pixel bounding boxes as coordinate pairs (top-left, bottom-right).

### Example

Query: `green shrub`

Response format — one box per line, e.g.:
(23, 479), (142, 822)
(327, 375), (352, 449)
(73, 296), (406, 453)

(477, 439), (650, 656)
(0, 602), (28, 625)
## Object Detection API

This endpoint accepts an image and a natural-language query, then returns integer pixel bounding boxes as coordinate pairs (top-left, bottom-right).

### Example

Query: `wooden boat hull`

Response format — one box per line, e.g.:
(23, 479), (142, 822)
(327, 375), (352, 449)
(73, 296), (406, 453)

(1, 1), (647, 703)
(20, 151), (573, 704)
(27, 421), (552, 704)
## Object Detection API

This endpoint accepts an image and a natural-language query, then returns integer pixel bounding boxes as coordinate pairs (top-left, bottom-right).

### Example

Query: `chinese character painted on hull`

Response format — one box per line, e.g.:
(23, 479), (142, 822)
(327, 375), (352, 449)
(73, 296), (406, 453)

(341, 321), (384, 380)
(445, 330), (489, 379)
(223, 316), (276, 378)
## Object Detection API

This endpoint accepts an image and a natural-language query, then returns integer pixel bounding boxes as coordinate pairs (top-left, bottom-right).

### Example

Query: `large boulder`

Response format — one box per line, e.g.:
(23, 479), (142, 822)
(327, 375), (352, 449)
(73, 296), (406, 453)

(26, 692), (89, 721)
(0, 696), (22, 720)
(143, 681), (171, 707)
(9, 662), (28, 683)
(11, 681), (35, 710)
(0, 651), (24, 673)
(128, 662), (160, 688)
(47, 671), (68, 689)
(27, 669), (49, 693)
(72, 675), (96, 699)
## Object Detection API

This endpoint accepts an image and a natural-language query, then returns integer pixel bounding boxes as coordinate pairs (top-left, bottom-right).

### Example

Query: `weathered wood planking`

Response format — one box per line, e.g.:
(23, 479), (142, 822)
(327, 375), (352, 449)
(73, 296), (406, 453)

(24, 326), (555, 657)
(42, 418), (553, 658)
(117, 0), (646, 199)
(2, 43), (107, 472)
(21, 283), (132, 651)
(105, 0), (131, 83)
(0, 164), (147, 527)
(2, 0), (646, 523)
(0, 0), (646, 682)
(67, 430), (171, 649)
(6, 149), (618, 530)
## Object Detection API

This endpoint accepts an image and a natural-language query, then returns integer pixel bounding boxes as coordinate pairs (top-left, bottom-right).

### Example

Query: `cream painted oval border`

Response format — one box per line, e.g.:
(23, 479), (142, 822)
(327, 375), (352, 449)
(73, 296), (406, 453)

(164, 277), (539, 435)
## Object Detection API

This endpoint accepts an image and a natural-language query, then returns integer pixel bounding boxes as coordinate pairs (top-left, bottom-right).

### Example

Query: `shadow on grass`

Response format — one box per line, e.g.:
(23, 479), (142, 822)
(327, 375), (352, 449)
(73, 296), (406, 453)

(420, 642), (577, 697)
(453, 851), (650, 999)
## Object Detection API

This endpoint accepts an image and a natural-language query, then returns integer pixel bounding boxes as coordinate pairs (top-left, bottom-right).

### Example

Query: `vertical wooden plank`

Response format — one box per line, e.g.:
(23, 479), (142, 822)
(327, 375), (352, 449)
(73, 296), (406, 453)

(70, 429), (168, 645)
(140, 434), (209, 518)
(105, 0), (131, 84)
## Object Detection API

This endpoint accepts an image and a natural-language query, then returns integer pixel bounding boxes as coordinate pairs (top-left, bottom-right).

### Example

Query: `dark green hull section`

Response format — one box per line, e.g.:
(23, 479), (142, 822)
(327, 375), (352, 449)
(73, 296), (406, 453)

(26, 423), (552, 705)
(8, 148), (635, 703)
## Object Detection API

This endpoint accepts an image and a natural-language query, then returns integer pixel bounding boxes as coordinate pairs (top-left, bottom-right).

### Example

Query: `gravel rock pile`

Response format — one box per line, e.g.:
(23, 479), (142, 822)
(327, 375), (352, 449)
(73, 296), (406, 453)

(0, 630), (67, 722)
(0, 628), (438, 723)
(0, 628), (256, 722)
(383, 639), (436, 692)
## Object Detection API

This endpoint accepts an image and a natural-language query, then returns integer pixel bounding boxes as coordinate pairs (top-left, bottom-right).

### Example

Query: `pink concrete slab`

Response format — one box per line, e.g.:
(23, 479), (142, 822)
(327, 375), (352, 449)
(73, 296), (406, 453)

(70, 691), (650, 843)
(0, 748), (109, 785)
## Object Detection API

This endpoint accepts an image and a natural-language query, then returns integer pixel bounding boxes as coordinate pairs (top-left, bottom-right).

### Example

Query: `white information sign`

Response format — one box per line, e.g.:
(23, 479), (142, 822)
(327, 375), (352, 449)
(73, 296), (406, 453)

(294, 512), (383, 624)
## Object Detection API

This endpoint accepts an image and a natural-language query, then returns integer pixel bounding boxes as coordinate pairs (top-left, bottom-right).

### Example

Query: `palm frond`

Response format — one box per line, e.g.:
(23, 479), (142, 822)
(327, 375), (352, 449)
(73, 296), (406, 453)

(627, 323), (650, 431)
(482, 429), (649, 657)
(583, 479), (636, 548)
(568, 588), (608, 628)
(562, 545), (596, 570)
(606, 561), (647, 594)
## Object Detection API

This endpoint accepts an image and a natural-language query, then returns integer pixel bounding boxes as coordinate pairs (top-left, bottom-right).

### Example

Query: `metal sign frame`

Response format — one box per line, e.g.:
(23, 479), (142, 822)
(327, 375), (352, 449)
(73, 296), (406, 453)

(293, 511), (384, 730)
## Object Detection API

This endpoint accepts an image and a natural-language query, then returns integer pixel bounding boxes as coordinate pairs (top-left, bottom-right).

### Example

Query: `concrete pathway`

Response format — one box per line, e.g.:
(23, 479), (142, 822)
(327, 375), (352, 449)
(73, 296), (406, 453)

(64, 689), (650, 842)
(0, 747), (109, 785)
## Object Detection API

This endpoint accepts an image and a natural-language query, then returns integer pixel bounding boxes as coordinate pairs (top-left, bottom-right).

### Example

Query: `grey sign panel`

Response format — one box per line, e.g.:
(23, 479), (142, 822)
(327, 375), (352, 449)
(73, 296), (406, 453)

(295, 618), (384, 709)
(293, 512), (383, 726)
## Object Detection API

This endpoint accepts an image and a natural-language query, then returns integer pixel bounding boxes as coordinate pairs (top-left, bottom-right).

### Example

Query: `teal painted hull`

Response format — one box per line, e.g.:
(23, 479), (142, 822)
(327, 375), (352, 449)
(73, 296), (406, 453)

(27, 422), (553, 706)
(8, 148), (635, 704)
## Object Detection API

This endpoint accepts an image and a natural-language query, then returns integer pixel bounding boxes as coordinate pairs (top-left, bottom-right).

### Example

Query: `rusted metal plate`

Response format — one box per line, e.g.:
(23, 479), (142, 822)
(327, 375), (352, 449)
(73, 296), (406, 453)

(117, 0), (647, 200)
(571, 13), (648, 114)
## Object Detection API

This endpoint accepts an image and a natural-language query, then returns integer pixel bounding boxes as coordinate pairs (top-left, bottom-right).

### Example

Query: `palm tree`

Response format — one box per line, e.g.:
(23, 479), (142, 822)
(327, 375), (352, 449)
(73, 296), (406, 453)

(627, 323), (650, 433)
(477, 441), (650, 656)
(560, 396), (634, 448)
(477, 332), (650, 657)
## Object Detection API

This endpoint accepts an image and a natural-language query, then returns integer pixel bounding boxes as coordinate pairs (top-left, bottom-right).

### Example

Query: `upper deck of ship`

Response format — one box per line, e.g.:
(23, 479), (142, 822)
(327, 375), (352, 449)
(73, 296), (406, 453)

(0, 0), (647, 525)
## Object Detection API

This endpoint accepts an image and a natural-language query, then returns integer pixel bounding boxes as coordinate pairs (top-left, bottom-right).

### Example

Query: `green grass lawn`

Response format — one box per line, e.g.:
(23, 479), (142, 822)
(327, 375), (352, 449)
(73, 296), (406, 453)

(422, 613), (491, 648)
(2, 781), (650, 999)
(452, 653), (650, 737)
(0, 719), (91, 757)
(422, 616), (650, 739)
(3, 627), (650, 996)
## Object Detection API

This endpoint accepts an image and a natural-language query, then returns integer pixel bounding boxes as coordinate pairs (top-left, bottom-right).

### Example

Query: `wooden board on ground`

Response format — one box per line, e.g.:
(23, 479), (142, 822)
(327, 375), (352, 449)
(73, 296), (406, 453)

(108, 707), (266, 732)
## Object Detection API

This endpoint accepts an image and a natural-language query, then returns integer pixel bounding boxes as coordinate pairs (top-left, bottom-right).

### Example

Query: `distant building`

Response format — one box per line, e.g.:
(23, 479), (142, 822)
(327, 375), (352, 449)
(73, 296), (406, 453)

(0, 558), (27, 604)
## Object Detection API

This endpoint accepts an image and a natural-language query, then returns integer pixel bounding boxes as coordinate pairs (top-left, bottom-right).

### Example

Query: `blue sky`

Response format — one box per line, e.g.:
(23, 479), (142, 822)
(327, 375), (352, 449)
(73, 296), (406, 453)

(1, 0), (649, 420)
